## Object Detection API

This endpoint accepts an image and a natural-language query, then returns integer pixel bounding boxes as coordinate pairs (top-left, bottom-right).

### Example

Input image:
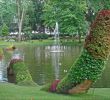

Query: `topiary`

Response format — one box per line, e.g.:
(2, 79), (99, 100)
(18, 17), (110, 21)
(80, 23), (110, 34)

(1, 23), (9, 37)
(48, 10), (110, 94)
(9, 59), (37, 86)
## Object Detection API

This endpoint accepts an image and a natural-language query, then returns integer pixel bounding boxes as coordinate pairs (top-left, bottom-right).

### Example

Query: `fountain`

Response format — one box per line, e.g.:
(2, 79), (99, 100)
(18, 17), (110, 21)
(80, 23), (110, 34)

(51, 22), (64, 80)
(51, 22), (63, 53)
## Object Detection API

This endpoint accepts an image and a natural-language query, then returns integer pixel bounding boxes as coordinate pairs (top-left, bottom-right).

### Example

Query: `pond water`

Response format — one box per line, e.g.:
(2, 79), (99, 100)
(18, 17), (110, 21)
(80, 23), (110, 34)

(19, 45), (81, 85)
(4, 44), (110, 87)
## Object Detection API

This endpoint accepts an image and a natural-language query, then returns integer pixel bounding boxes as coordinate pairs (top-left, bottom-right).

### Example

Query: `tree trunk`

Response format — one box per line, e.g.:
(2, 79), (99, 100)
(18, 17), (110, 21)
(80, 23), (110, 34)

(16, 0), (25, 42)
(18, 8), (25, 42)
(49, 10), (110, 94)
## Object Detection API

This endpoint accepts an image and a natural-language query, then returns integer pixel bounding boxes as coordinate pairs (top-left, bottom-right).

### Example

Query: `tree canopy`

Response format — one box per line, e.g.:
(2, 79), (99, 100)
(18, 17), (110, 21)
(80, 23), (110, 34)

(43, 0), (88, 34)
(1, 0), (110, 40)
(88, 0), (110, 12)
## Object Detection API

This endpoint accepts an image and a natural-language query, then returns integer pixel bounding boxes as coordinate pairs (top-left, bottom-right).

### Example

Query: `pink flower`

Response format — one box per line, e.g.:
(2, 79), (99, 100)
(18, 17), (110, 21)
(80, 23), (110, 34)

(49, 80), (60, 92)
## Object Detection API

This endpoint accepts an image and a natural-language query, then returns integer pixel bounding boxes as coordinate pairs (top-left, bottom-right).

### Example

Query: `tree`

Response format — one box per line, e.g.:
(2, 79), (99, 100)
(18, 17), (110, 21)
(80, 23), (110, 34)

(1, 23), (9, 37)
(85, 0), (110, 23)
(16, 0), (33, 41)
(0, 0), (16, 32)
(0, 0), (36, 41)
(85, 0), (110, 36)
(16, 0), (25, 41)
(24, 1), (35, 30)
(88, 0), (110, 12)
(43, 0), (88, 41)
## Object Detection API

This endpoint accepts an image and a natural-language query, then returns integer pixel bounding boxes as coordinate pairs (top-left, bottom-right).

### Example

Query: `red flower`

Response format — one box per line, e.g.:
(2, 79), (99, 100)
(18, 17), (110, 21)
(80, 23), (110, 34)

(49, 79), (60, 92)
(99, 10), (110, 17)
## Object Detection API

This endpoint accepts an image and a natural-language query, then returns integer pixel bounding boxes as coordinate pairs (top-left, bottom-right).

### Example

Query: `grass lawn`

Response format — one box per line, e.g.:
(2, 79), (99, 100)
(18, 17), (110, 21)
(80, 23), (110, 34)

(0, 82), (110, 100)
(0, 40), (54, 47)
(0, 39), (84, 47)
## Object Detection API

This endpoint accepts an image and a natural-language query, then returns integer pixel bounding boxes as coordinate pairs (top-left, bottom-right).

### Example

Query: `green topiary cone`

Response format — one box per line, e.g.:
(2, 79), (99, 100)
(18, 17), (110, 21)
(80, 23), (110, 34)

(8, 59), (37, 86)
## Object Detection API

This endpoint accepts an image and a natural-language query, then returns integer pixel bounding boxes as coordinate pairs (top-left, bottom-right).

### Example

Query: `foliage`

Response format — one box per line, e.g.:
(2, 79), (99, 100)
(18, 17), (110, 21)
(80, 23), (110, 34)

(85, 10), (110, 59)
(0, 0), (16, 26)
(32, 0), (44, 31)
(1, 23), (9, 36)
(23, 27), (32, 33)
(12, 61), (36, 86)
(31, 33), (49, 40)
(57, 49), (105, 93)
(23, 1), (35, 29)
(0, 0), (42, 33)
(88, 0), (110, 12)
(43, 0), (88, 34)
(55, 10), (110, 94)
(23, 26), (32, 39)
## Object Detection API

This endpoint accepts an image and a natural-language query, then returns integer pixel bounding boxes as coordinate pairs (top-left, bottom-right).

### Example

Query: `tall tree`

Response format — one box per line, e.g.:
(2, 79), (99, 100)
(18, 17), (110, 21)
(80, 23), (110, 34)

(0, 0), (16, 32)
(32, 0), (45, 32)
(88, 0), (110, 12)
(85, 0), (110, 36)
(16, 0), (33, 41)
(43, 0), (87, 39)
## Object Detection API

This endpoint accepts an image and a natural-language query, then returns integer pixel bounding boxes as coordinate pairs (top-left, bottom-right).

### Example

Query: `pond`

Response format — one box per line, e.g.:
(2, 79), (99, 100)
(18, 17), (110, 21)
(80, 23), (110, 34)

(3, 44), (110, 87)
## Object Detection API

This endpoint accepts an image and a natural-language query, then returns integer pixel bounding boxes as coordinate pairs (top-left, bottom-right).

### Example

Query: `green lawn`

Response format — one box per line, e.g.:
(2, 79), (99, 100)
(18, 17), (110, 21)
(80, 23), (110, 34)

(0, 82), (110, 100)
(0, 40), (54, 47)
(0, 39), (84, 47)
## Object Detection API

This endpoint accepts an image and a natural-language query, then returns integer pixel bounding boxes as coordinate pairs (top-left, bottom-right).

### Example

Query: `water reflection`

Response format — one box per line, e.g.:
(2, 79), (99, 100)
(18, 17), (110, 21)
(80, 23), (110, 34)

(0, 59), (7, 82)
(6, 45), (110, 88)
(51, 46), (62, 80)
(20, 45), (82, 85)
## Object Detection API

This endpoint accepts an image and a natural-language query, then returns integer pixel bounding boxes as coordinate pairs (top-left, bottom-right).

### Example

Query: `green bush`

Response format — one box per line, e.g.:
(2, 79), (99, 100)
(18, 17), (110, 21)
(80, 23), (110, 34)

(1, 23), (9, 37)
(23, 27), (32, 39)
(12, 61), (37, 86)
(31, 33), (49, 40)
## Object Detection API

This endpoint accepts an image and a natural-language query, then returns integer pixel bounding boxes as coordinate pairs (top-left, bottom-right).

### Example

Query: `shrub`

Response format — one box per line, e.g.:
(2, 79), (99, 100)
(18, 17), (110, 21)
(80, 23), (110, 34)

(1, 23), (9, 37)
(11, 60), (37, 86)
(31, 33), (48, 40)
